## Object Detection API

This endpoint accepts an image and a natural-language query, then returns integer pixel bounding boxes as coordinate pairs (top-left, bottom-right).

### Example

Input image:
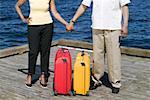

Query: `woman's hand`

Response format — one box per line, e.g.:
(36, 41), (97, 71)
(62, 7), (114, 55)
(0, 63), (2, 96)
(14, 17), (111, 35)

(66, 22), (74, 32)
(22, 17), (31, 24)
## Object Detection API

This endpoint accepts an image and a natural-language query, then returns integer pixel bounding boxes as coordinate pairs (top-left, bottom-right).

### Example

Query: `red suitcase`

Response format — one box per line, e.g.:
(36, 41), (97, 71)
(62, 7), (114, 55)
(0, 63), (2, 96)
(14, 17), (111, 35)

(53, 48), (72, 96)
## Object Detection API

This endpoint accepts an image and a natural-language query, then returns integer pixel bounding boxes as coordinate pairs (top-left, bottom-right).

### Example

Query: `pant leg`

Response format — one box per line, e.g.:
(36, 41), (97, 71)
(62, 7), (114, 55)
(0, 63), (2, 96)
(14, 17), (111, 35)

(40, 23), (53, 76)
(104, 30), (121, 88)
(92, 29), (105, 81)
(28, 26), (41, 75)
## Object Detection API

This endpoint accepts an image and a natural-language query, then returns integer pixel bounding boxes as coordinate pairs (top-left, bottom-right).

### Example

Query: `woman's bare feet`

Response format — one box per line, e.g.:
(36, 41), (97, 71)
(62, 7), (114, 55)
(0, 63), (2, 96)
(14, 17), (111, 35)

(39, 74), (47, 88)
(25, 74), (32, 87)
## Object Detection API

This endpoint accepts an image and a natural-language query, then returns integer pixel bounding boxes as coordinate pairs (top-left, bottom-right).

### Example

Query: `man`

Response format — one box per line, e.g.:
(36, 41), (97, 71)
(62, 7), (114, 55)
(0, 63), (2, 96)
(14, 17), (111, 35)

(68, 0), (130, 94)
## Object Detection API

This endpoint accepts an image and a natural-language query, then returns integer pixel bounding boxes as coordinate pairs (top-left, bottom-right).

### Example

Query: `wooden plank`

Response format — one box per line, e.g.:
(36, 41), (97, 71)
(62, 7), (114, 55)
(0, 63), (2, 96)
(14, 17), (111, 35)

(0, 40), (58, 58)
(0, 39), (150, 58)
(56, 39), (150, 58)
(0, 44), (28, 58)
(57, 39), (93, 49)
(121, 46), (150, 58)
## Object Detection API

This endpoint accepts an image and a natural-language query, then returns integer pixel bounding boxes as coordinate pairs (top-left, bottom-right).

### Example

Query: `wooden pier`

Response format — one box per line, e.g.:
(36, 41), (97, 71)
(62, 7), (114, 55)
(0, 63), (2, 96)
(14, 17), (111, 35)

(0, 39), (150, 100)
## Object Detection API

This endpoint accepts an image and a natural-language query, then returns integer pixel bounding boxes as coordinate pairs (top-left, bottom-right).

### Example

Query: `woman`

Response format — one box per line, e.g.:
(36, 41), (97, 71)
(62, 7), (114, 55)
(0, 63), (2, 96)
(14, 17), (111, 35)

(15, 0), (70, 88)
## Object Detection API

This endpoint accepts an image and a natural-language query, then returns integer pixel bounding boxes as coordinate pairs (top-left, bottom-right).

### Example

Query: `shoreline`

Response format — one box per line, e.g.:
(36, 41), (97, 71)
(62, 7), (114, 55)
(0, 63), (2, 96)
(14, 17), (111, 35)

(0, 39), (150, 58)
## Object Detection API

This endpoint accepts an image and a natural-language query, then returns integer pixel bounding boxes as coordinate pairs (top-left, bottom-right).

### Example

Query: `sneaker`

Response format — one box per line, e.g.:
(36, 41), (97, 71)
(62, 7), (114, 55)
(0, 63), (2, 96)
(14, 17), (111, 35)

(90, 81), (102, 90)
(112, 87), (120, 94)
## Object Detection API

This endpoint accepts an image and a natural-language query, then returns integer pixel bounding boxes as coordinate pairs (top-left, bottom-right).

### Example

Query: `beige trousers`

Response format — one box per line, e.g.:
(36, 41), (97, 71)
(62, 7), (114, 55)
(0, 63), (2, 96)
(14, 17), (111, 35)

(92, 29), (121, 88)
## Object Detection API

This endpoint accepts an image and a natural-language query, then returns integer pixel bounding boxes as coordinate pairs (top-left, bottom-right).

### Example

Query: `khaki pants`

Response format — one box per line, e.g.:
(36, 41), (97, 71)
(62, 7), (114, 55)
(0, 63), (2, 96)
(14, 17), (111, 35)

(92, 29), (121, 88)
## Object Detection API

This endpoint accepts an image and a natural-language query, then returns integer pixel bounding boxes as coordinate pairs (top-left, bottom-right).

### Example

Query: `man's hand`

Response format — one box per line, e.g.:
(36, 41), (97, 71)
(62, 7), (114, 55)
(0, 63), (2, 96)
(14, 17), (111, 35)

(121, 25), (128, 37)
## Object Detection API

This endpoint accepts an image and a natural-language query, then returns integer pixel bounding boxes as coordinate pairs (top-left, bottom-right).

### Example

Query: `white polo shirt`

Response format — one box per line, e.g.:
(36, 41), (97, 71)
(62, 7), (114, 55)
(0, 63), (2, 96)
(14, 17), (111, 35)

(82, 0), (130, 30)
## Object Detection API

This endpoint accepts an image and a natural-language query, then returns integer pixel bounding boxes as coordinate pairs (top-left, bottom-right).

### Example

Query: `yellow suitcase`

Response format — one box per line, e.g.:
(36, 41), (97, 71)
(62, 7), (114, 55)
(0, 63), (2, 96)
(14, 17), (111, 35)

(73, 51), (90, 96)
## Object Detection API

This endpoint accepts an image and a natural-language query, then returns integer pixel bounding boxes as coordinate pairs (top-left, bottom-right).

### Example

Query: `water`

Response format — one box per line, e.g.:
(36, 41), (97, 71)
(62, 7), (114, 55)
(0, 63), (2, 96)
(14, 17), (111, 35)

(0, 0), (150, 49)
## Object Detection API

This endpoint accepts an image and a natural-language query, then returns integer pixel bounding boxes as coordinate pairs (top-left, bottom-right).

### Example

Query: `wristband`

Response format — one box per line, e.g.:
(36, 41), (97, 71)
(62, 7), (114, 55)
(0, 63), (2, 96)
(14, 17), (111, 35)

(70, 19), (76, 24)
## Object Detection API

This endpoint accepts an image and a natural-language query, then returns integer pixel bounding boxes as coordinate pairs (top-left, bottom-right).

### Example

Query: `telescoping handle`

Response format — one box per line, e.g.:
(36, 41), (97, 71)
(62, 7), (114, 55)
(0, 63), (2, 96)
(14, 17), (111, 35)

(81, 51), (85, 66)
(81, 51), (84, 56)
(61, 48), (69, 53)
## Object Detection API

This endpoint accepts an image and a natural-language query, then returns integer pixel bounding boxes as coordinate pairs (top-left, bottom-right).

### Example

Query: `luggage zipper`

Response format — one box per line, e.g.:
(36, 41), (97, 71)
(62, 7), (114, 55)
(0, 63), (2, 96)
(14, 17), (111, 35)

(84, 59), (86, 95)
(62, 48), (68, 94)
(81, 51), (86, 95)
(62, 57), (68, 94)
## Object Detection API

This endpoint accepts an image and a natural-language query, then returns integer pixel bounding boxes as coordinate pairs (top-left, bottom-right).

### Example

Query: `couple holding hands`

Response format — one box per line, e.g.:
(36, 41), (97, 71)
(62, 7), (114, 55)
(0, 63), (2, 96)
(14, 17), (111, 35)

(16, 0), (130, 94)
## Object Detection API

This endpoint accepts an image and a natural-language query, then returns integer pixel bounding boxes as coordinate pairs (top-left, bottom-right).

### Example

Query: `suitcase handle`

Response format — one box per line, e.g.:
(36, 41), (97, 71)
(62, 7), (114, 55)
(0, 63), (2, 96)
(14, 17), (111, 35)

(62, 48), (65, 53)
(81, 51), (84, 56)
(62, 48), (69, 53)
(81, 51), (85, 66)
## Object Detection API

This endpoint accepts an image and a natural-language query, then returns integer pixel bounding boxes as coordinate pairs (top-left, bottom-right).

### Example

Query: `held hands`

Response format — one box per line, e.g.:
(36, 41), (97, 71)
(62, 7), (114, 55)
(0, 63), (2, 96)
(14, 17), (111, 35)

(65, 20), (75, 32)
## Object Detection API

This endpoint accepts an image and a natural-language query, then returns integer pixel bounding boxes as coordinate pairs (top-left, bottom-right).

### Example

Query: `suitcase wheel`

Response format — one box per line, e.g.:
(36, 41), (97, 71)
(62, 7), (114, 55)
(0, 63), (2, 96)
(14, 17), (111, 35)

(68, 90), (73, 96)
(72, 90), (76, 96)
(53, 90), (58, 96)
(52, 81), (54, 90)
(86, 91), (89, 96)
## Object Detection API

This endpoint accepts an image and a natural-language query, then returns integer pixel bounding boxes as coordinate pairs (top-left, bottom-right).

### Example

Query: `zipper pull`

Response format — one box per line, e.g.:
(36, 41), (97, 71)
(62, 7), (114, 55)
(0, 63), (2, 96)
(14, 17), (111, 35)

(62, 58), (67, 62)
(81, 61), (85, 66)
